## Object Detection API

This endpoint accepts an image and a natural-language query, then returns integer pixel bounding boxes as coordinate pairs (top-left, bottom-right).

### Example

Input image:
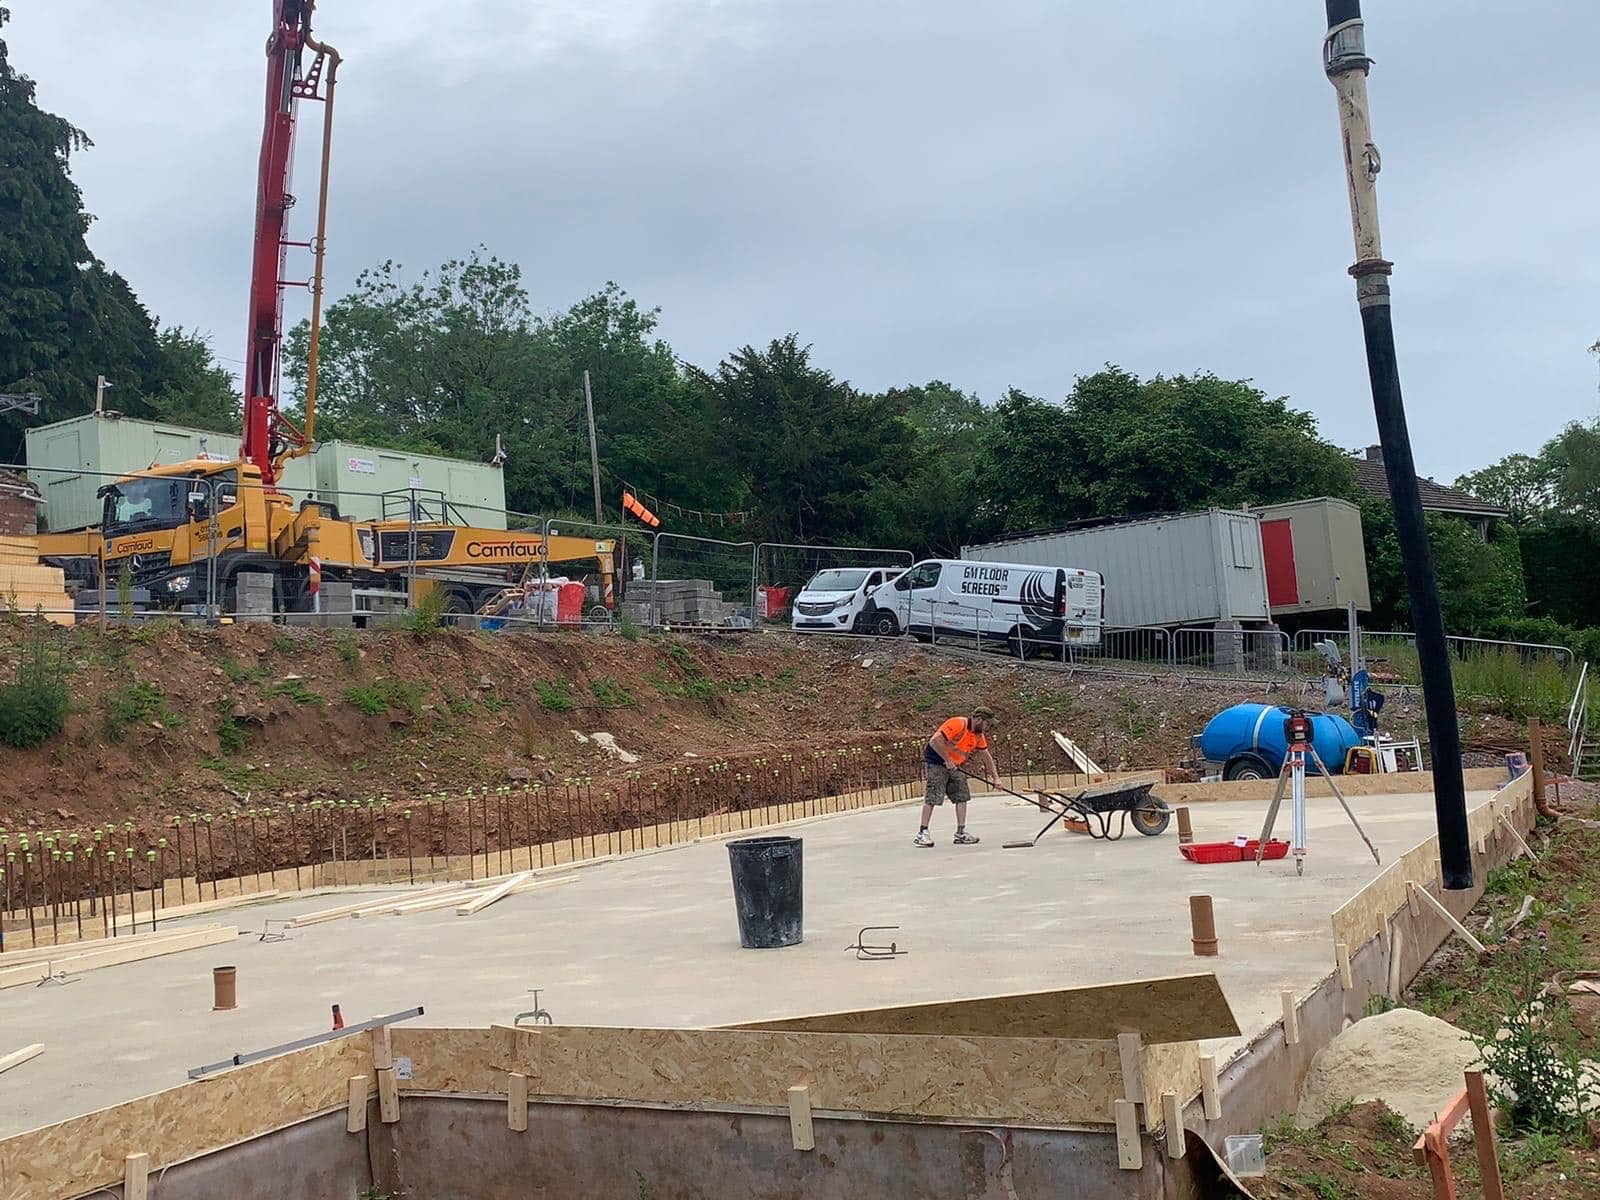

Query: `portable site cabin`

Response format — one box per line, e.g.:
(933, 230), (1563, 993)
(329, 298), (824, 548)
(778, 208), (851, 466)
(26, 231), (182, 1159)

(22, 414), (507, 532)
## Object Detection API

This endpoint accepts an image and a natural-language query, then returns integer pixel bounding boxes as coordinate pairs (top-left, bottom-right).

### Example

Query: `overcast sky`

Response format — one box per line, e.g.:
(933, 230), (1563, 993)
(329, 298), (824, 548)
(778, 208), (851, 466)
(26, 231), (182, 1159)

(9, 1), (1597, 482)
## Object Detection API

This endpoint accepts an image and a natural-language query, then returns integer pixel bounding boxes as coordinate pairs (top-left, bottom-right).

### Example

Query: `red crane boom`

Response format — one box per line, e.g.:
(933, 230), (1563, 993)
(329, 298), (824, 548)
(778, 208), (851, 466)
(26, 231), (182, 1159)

(241, 0), (340, 487)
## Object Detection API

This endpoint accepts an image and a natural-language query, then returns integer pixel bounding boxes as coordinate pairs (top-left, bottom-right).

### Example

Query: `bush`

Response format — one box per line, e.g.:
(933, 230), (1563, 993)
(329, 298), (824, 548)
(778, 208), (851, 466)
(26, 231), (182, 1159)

(0, 639), (70, 749)
(1470, 934), (1593, 1136)
(406, 588), (449, 635)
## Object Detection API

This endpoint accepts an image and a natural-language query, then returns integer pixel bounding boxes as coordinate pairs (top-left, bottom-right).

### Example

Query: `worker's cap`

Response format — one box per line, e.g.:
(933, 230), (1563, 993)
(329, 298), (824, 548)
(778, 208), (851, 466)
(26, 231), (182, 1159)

(972, 705), (997, 723)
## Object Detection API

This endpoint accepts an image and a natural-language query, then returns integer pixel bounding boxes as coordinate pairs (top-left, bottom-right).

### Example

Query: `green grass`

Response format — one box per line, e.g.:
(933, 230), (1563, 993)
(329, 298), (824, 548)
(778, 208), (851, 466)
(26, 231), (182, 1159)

(591, 677), (635, 709)
(217, 716), (249, 755)
(344, 678), (426, 717)
(217, 655), (265, 685)
(332, 632), (360, 666)
(534, 679), (575, 713)
(265, 678), (325, 706)
(104, 681), (172, 742)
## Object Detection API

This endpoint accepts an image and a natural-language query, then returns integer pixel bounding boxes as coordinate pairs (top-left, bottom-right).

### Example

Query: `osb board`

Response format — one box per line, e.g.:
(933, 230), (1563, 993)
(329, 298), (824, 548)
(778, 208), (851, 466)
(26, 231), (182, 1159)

(726, 973), (1239, 1043)
(392, 1026), (514, 1094)
(504, 1025), (1126, 1124)
(1140, 1041), (1203, 1114)
(1330, 771), (1533, 951)
(1153, 766), (1508, 806)
(0, 1035), (370, 1200)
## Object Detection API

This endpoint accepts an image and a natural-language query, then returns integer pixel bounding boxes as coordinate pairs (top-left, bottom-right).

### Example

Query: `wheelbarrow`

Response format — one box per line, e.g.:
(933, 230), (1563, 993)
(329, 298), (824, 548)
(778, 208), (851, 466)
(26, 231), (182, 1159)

(1001, 779), (1171, 847)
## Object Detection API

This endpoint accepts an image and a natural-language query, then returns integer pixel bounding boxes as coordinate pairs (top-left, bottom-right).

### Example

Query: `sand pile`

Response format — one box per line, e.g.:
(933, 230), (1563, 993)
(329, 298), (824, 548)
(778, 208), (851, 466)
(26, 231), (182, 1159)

(1296, 1007), (1480, 1131)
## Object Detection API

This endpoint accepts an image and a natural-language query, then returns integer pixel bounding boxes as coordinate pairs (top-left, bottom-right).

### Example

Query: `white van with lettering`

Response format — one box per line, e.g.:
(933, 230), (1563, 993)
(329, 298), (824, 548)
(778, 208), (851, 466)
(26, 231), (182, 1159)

(867, 558), (1104, 655)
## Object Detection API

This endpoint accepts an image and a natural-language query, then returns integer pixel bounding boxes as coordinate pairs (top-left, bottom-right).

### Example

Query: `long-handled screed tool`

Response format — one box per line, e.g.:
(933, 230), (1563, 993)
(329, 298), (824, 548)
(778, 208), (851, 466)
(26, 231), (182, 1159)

(952, 765), (1172, 848)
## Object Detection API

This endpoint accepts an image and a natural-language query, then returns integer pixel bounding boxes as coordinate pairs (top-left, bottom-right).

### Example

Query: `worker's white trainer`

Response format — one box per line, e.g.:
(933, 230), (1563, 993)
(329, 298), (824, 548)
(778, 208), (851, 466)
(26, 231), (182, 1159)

(913, 830), (934, 847)
(953, 831), (981, 845)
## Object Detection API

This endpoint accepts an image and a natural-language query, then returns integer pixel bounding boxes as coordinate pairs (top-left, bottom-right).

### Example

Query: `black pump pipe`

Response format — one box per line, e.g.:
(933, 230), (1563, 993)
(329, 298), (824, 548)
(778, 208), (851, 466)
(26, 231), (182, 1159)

(1323, 1), (1472, 888)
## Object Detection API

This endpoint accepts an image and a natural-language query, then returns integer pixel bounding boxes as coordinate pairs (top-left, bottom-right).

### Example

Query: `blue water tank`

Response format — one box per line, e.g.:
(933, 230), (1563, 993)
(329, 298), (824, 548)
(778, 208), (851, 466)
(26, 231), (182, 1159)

(1198, 703), (1362, 775)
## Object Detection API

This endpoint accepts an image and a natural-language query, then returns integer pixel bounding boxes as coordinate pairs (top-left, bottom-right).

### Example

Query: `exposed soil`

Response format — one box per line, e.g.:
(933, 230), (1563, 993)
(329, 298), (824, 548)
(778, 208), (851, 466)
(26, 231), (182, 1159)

(1252, 1099), (1600, 1199)
(1251, 786), (1600, 1199)
(0, 620), (1289, 831)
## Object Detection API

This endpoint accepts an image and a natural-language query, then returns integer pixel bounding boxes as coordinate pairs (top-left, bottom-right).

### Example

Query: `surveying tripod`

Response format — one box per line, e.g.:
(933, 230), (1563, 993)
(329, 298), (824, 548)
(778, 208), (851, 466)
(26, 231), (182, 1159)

(1256, 713), (1382, 876)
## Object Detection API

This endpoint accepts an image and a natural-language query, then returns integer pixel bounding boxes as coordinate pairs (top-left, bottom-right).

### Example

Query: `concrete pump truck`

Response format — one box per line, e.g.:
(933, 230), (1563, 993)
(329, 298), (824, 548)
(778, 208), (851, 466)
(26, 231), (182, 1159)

(38, 1), (615, 619)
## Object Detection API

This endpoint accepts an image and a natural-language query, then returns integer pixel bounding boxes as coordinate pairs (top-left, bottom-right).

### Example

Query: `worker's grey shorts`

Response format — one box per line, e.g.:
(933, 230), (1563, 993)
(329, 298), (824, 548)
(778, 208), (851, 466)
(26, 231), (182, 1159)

(924, 761), (971, 806)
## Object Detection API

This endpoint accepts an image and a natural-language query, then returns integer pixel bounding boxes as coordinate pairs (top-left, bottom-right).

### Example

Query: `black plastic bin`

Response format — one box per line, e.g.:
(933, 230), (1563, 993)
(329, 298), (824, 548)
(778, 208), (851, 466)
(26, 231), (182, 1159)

(726, 836), (803, 949)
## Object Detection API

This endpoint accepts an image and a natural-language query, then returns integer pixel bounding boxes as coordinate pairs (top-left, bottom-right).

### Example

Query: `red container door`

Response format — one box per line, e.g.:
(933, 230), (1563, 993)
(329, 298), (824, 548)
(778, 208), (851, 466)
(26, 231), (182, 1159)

(1261, 518), (1299, 608)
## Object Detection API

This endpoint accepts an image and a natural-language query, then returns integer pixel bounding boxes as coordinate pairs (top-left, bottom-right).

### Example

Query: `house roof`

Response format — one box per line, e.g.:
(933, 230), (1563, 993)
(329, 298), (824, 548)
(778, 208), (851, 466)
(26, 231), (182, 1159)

(1353, 455), (1507, 519)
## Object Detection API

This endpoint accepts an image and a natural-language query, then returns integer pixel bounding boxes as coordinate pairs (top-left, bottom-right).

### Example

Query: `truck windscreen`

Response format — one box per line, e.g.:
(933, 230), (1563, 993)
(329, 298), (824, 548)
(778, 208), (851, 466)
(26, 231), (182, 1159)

(103, 477), (189, 534)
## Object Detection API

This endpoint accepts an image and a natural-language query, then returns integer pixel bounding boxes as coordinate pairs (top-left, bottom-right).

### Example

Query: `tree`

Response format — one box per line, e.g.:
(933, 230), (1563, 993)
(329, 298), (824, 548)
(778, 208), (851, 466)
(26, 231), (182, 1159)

(1361, 498), (1526, 633)
(864, 380), (992, 555)
(975, 367), (1356, 532)
(693, 336), (914, 545)
(143, 328), (240, 430)
(1454, 453), (1555, 525)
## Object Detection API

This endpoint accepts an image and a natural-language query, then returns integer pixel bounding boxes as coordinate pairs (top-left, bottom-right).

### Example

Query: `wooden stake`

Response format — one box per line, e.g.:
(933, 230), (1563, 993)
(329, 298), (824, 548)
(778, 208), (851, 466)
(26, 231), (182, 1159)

(1498, 813), (1536, 864)
(1528, 716), (1550, 816)
(1408, 881), (1487, 955)
(1162, 1091), (1185, 1158)
(787, 1084), (815, 1151)
(1336, 942), (1353, 989)
(1113, 1099), (1142, 1170)
(346, 1076), (369, 1133)
(123, 1153), (150, 1200)
(377, 1066), (400, 1123)
(1116, 1031), (1145, 1112)
(372, 1025), (392, 1071)
(1199, 1054), (1221, 1120)
(1281, 991), (1299, 1045)
(1465, 1070), (1505, 1200)
(508, 1071), (529, 1132)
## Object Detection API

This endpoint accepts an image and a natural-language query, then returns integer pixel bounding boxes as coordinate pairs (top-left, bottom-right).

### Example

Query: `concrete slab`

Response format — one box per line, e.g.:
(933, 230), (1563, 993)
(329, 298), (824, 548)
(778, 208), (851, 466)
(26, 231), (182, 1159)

(0, 786), (1492, 1137)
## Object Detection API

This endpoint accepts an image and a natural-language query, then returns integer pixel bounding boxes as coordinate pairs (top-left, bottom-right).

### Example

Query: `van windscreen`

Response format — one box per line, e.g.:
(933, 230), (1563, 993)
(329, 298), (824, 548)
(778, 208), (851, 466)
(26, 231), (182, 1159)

(806, 569), (870, 591)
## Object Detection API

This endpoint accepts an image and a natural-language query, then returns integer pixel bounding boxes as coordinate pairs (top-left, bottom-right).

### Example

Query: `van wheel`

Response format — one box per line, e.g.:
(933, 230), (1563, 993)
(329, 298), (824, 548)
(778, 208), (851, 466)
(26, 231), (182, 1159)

(1008, 627), (1035, 659)
(868, 611), (899, 637)
(1224, 754), (1273, 782)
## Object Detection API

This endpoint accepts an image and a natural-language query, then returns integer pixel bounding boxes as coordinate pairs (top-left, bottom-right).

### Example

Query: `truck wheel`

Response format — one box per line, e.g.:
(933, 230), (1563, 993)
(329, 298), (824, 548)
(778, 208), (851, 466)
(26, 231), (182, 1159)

(1224, 754), (1273, 781)
(439, 589), (474, 625)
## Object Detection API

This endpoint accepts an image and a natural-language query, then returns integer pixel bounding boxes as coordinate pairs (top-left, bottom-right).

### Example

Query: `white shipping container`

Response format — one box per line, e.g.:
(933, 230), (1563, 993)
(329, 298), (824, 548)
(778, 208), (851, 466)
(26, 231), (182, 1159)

(962, 509), (1271, 628)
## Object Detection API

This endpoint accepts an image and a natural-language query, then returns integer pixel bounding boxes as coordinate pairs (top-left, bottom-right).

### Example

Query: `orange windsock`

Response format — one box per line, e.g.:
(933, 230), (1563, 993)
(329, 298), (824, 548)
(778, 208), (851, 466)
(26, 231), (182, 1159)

(622, 491), (660, 528)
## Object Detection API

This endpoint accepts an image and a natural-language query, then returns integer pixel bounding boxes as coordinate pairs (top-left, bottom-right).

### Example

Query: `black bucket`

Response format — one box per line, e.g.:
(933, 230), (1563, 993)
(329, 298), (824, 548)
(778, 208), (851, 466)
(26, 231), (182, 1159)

(726, 836), (804, 949)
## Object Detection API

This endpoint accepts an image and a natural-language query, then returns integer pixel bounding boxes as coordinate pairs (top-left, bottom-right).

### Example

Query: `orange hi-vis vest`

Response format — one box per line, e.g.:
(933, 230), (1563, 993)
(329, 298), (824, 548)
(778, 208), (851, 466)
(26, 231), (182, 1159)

(932, 716), (988, 766)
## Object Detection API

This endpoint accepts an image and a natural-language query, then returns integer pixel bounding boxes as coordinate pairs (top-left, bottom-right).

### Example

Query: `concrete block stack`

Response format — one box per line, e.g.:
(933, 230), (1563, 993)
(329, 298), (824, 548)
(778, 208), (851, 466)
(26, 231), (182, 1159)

(647, 579), (732, 627)
(235, 571), (276, 622)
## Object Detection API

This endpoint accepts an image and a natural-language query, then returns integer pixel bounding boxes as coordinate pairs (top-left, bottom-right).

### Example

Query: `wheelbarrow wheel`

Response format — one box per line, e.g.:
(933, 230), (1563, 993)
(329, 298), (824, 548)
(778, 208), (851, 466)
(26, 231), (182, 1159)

(1131, 796), (1171, 837)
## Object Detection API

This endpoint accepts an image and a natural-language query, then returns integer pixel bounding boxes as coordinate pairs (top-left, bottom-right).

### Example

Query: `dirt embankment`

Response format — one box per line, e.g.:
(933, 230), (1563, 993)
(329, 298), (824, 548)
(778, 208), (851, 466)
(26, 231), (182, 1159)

(0, 622), (1295, 832)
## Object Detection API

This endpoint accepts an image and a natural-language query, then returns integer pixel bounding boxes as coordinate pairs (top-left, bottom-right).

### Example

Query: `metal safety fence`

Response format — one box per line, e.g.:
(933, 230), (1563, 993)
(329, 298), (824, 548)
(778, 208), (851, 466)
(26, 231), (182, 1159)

(756, 542), (915, 637)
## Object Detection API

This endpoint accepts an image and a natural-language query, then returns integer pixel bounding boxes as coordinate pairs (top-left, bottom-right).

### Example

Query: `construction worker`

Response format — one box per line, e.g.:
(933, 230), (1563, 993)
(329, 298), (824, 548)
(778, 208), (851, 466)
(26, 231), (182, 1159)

(915, 707), (999, 847)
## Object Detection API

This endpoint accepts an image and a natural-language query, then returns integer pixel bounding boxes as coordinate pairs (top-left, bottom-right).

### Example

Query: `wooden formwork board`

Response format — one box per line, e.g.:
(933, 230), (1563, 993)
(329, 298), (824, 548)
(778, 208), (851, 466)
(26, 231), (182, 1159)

(1154, 766), (1509, 807)
(0, 923), (229, 968)
(0, 1036), (370, 1200)
(0, 1014), (1206, 1200)
(726, 972), (1239, 1043)
(1329, 771), (1533, 953)
(389, 1023), (1203, 1127)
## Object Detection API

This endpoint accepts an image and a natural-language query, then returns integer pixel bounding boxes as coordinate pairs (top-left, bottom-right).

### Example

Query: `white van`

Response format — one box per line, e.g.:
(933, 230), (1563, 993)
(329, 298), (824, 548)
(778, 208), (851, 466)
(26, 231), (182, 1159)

(867, 558), (1104, 653)
(791, 566), (906, 635)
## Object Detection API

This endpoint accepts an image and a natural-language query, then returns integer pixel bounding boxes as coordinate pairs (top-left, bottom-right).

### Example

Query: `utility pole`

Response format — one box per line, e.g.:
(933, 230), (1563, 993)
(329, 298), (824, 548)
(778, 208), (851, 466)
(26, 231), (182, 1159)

(1323, 1), (1471, 888)
(582, 369), (603, 525)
